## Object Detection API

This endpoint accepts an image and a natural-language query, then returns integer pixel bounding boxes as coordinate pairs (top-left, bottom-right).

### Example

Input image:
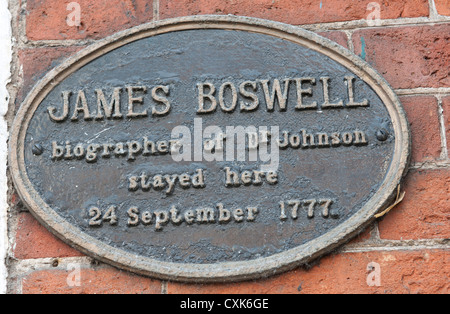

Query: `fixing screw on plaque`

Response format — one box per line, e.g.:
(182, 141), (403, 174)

(376, 129), (389, 142)
(32, 143), (44, 156)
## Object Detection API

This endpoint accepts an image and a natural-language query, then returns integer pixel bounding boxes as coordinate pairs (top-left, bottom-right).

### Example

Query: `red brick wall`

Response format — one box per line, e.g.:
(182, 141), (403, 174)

(6, 0), (449, 294)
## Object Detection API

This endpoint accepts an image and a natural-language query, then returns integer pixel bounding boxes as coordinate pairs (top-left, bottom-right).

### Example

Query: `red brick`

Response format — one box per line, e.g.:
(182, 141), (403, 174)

(378, 169), (450, 240)
(317, 31), (349, 49)
(26, 0), (153, 40)
(22, 267), (162, 294)
(400, 96), (442, 163)
(10, 192), (21, 208)
(14, 212), (84, 259)
(160, 0), (429, 25)
(167, 250), (449, 294)
(347, 224), (377, 245)
(435, 0), (450, 16)
(443, 96), (450, 158)
(18, 46), (84, 104)
(353, 25), (450, 89)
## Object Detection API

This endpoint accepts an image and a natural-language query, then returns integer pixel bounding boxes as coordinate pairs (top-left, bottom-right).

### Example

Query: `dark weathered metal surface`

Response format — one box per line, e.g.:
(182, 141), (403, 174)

(9, 16), (410, 282)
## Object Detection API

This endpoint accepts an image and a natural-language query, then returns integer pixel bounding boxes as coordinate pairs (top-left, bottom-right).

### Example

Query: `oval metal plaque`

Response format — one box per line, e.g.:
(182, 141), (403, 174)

(10, 16), (410, 282)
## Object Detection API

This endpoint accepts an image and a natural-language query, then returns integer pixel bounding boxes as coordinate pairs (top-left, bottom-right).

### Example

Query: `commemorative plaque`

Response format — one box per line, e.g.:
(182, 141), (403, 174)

(10, 16), (410, 282)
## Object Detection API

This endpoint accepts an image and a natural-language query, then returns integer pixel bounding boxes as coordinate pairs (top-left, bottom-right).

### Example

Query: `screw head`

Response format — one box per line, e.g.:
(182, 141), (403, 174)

(32, 144), (44, 155)
(376, 129), (389, 142)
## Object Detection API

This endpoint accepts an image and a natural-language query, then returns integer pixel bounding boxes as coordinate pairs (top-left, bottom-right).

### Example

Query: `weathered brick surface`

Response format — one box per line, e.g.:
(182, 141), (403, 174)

(26, 0), (153, 40)
(8, 0), (450, 295)
(346, 225), (375, 246)
(378, 169), (450, 240)
(22, 267), (162, 294)
(399, 96), (442, 163)
(353, 24), (450, 89)
(435, 0), (450, 16)
(160, 0), (429, 25)
(443, 96), (450, 158)
(14, 213), (84, 260)
(168, 250), (449, 294)
(18, 46), (84, 105)
(317, 31), (349, 48)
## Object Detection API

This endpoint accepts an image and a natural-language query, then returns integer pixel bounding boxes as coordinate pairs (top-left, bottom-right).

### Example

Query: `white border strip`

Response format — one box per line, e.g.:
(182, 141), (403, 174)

(0, 0), (11, 294)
